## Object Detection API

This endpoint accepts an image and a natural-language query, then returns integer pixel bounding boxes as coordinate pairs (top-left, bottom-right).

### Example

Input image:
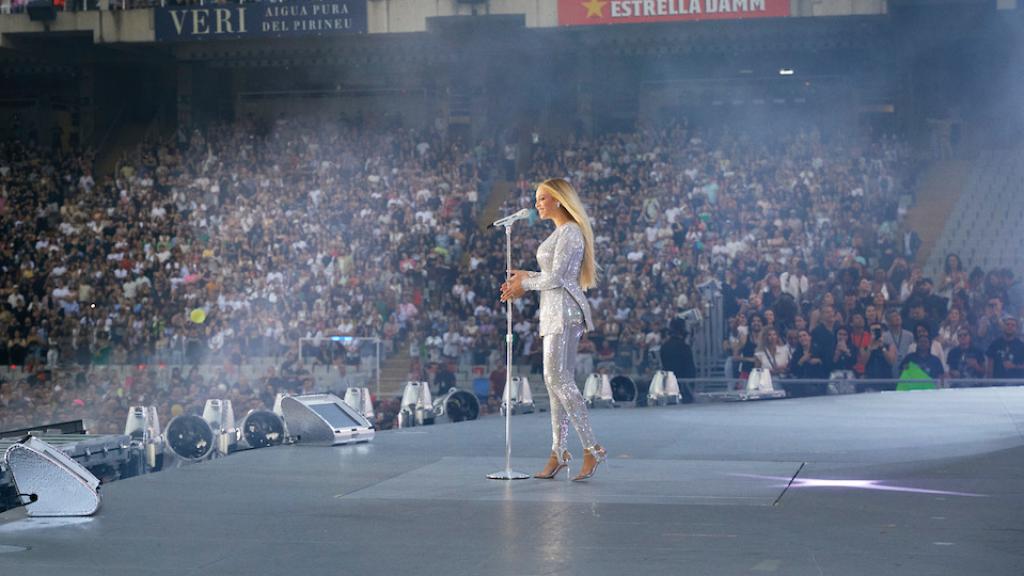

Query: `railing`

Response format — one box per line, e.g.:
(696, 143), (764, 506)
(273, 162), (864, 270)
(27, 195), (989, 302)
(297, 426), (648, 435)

(0, 0), (325, 13)
(692, 291), (725, 378)
(0, 361), (376, 392)
(678, 377), (1024, 397)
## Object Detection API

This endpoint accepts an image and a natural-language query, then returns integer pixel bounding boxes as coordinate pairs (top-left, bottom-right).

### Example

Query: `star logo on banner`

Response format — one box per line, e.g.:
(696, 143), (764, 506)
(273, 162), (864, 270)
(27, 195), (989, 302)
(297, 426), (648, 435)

(581, 0), (608, 18)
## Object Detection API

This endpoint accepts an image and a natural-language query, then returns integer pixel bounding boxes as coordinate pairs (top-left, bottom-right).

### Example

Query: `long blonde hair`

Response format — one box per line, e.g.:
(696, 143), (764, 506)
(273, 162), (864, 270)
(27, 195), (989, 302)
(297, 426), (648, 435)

(538, 178), (598, 290)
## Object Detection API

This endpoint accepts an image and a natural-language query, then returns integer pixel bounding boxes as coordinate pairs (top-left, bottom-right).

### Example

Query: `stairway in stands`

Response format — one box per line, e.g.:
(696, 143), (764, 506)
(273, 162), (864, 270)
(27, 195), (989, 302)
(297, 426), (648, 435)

(904, 159), (971, 275)
(923, 150), (1024, 277)
(95, 118), (155, 182)
(376, 353), (414, 399)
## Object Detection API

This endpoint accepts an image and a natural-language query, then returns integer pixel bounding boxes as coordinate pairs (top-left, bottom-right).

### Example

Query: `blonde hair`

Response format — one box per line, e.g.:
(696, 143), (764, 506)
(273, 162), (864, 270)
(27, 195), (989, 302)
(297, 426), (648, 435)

(537, 178), (598, 290)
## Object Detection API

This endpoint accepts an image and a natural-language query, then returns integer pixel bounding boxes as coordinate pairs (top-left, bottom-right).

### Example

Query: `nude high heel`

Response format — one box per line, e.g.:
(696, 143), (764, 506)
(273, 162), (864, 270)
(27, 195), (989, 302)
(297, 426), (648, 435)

(572, 445), (607, 482)
(534, 450), (572, 479)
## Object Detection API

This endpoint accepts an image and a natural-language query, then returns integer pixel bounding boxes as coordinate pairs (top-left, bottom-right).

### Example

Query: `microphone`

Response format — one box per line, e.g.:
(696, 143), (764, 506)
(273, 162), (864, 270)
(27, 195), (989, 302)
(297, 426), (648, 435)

(488, 209), (532, 228)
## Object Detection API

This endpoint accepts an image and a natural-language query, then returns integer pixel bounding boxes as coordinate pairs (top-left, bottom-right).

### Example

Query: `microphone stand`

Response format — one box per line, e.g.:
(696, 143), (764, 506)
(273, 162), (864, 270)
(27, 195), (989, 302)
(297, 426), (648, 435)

(487, 219), (530, 481)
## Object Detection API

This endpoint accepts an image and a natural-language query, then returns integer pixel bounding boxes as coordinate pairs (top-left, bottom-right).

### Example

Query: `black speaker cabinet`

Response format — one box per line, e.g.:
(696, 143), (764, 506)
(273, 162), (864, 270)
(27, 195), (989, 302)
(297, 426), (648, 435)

(27, 0), (57, 22)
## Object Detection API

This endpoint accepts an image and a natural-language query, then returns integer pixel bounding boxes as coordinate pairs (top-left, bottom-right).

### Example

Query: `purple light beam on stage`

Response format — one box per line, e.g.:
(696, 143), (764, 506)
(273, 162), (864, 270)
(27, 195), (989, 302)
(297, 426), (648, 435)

(731, 473), (987, 497)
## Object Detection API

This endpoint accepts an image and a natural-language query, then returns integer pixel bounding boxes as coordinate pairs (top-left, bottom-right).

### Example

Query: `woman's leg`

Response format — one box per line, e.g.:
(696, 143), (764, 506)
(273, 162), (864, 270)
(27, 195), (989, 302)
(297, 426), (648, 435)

(546, 381), (569, 453)
(543, 320), (596, 450)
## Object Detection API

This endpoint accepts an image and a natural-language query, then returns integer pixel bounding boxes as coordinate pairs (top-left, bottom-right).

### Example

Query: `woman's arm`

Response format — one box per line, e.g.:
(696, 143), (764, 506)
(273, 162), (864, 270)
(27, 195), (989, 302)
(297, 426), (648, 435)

(500, 225), (582, 302)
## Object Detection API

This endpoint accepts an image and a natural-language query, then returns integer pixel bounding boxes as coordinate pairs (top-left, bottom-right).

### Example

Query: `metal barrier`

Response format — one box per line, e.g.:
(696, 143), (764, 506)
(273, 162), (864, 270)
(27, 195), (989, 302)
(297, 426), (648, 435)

(677, 377), (1024, 401)
(691, 291), (724, 379)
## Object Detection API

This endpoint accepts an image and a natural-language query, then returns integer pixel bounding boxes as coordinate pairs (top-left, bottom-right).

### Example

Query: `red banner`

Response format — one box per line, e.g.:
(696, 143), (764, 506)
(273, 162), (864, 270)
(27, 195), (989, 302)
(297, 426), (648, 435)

(558, 0), (789, 26)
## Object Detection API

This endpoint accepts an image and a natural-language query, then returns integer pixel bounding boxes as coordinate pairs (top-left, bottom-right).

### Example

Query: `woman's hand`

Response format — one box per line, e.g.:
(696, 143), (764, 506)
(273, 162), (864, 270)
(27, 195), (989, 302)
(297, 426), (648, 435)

(500, 271), (528, 302)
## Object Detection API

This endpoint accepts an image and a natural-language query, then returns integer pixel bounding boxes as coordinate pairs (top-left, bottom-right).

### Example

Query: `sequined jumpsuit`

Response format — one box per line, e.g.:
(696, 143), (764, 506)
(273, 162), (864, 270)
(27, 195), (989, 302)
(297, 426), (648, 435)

(521, 222), (598, 453)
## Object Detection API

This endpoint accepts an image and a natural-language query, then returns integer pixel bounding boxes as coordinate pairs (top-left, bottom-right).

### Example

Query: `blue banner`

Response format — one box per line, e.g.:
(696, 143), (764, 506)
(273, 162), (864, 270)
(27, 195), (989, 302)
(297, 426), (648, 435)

(155, 0), (367, 41)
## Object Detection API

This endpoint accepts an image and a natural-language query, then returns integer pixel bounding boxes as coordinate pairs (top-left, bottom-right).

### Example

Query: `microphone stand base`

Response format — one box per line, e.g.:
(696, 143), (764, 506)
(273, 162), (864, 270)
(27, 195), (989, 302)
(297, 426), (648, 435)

(486, 469), (531, 480)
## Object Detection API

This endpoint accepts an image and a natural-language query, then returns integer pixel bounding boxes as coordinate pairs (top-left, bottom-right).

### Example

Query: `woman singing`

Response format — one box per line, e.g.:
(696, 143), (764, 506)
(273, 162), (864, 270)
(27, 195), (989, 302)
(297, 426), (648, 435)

(500, 178), (606, 481)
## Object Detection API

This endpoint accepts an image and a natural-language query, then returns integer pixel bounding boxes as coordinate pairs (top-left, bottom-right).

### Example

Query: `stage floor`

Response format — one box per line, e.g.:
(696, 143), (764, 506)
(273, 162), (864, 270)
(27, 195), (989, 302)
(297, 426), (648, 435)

(2, 388), (1023, 576)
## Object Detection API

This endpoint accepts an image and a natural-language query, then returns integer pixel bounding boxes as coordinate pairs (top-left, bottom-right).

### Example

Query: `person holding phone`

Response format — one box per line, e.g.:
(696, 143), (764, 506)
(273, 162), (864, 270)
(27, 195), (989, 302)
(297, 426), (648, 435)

(946, 328), (985, 385)
(860, 321), (895, 391)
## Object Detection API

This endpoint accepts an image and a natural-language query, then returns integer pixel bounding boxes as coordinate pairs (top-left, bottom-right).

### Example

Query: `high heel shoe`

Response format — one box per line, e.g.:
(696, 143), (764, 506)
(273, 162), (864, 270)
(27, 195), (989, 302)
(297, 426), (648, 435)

(534, 450), (572, 479)
(572, 445), (607, 482)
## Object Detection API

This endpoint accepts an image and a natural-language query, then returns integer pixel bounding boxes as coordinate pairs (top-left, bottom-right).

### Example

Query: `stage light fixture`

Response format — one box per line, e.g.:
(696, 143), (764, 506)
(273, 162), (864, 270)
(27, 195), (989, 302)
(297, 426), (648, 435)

(3, 437), (101, 517)
(164, 415), (215, 462)
(238, 410), (286, 449)
(648, 370), (682, 406)
(343, 387), (376, 422)
(398, 381), (434, 427)
(124, 405), (163, 471)
(500, 376), (534, 416)
(583, 373), (615, 408)
(202, 399), (237, 455)
(735, 369), (786, 400)
(610, 375), (638, 405)
(432, 388), (480, 423)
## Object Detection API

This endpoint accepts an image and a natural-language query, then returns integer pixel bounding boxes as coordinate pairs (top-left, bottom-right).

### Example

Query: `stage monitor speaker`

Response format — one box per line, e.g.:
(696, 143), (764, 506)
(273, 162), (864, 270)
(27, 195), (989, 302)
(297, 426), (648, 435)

(3, 437), (101, 517)
(27, 0), (56, 22)
(279, 394), (374, 446)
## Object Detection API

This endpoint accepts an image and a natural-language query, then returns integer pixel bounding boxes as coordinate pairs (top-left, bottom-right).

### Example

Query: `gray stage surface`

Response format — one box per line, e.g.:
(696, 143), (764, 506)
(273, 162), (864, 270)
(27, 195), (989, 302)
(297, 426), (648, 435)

(2, 388), (1024, 576)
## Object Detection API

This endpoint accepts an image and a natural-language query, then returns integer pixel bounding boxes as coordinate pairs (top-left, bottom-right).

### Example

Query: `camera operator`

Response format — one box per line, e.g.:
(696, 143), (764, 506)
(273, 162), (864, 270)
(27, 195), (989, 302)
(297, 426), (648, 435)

(660, 318), (695, 403)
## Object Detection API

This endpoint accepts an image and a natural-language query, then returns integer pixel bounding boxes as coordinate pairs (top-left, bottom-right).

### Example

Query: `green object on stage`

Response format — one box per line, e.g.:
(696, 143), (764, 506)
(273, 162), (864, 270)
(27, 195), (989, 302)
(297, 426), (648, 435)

(897, 362), (935, 391)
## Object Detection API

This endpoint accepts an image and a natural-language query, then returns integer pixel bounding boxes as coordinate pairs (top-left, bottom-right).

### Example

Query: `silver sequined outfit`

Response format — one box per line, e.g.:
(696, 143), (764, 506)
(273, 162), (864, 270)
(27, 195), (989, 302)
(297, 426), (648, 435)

(521, 222), (598, 453)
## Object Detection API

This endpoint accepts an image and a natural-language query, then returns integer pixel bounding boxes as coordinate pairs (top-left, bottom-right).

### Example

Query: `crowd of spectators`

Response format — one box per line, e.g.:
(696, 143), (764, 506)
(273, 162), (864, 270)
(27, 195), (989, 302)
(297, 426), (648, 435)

(0, 117), (494, 431)
(724, 256), (1024, 396)
(490, 122), (1024, 395)
(3, 115), (1022, 434)
(488, 123), (917, 381)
